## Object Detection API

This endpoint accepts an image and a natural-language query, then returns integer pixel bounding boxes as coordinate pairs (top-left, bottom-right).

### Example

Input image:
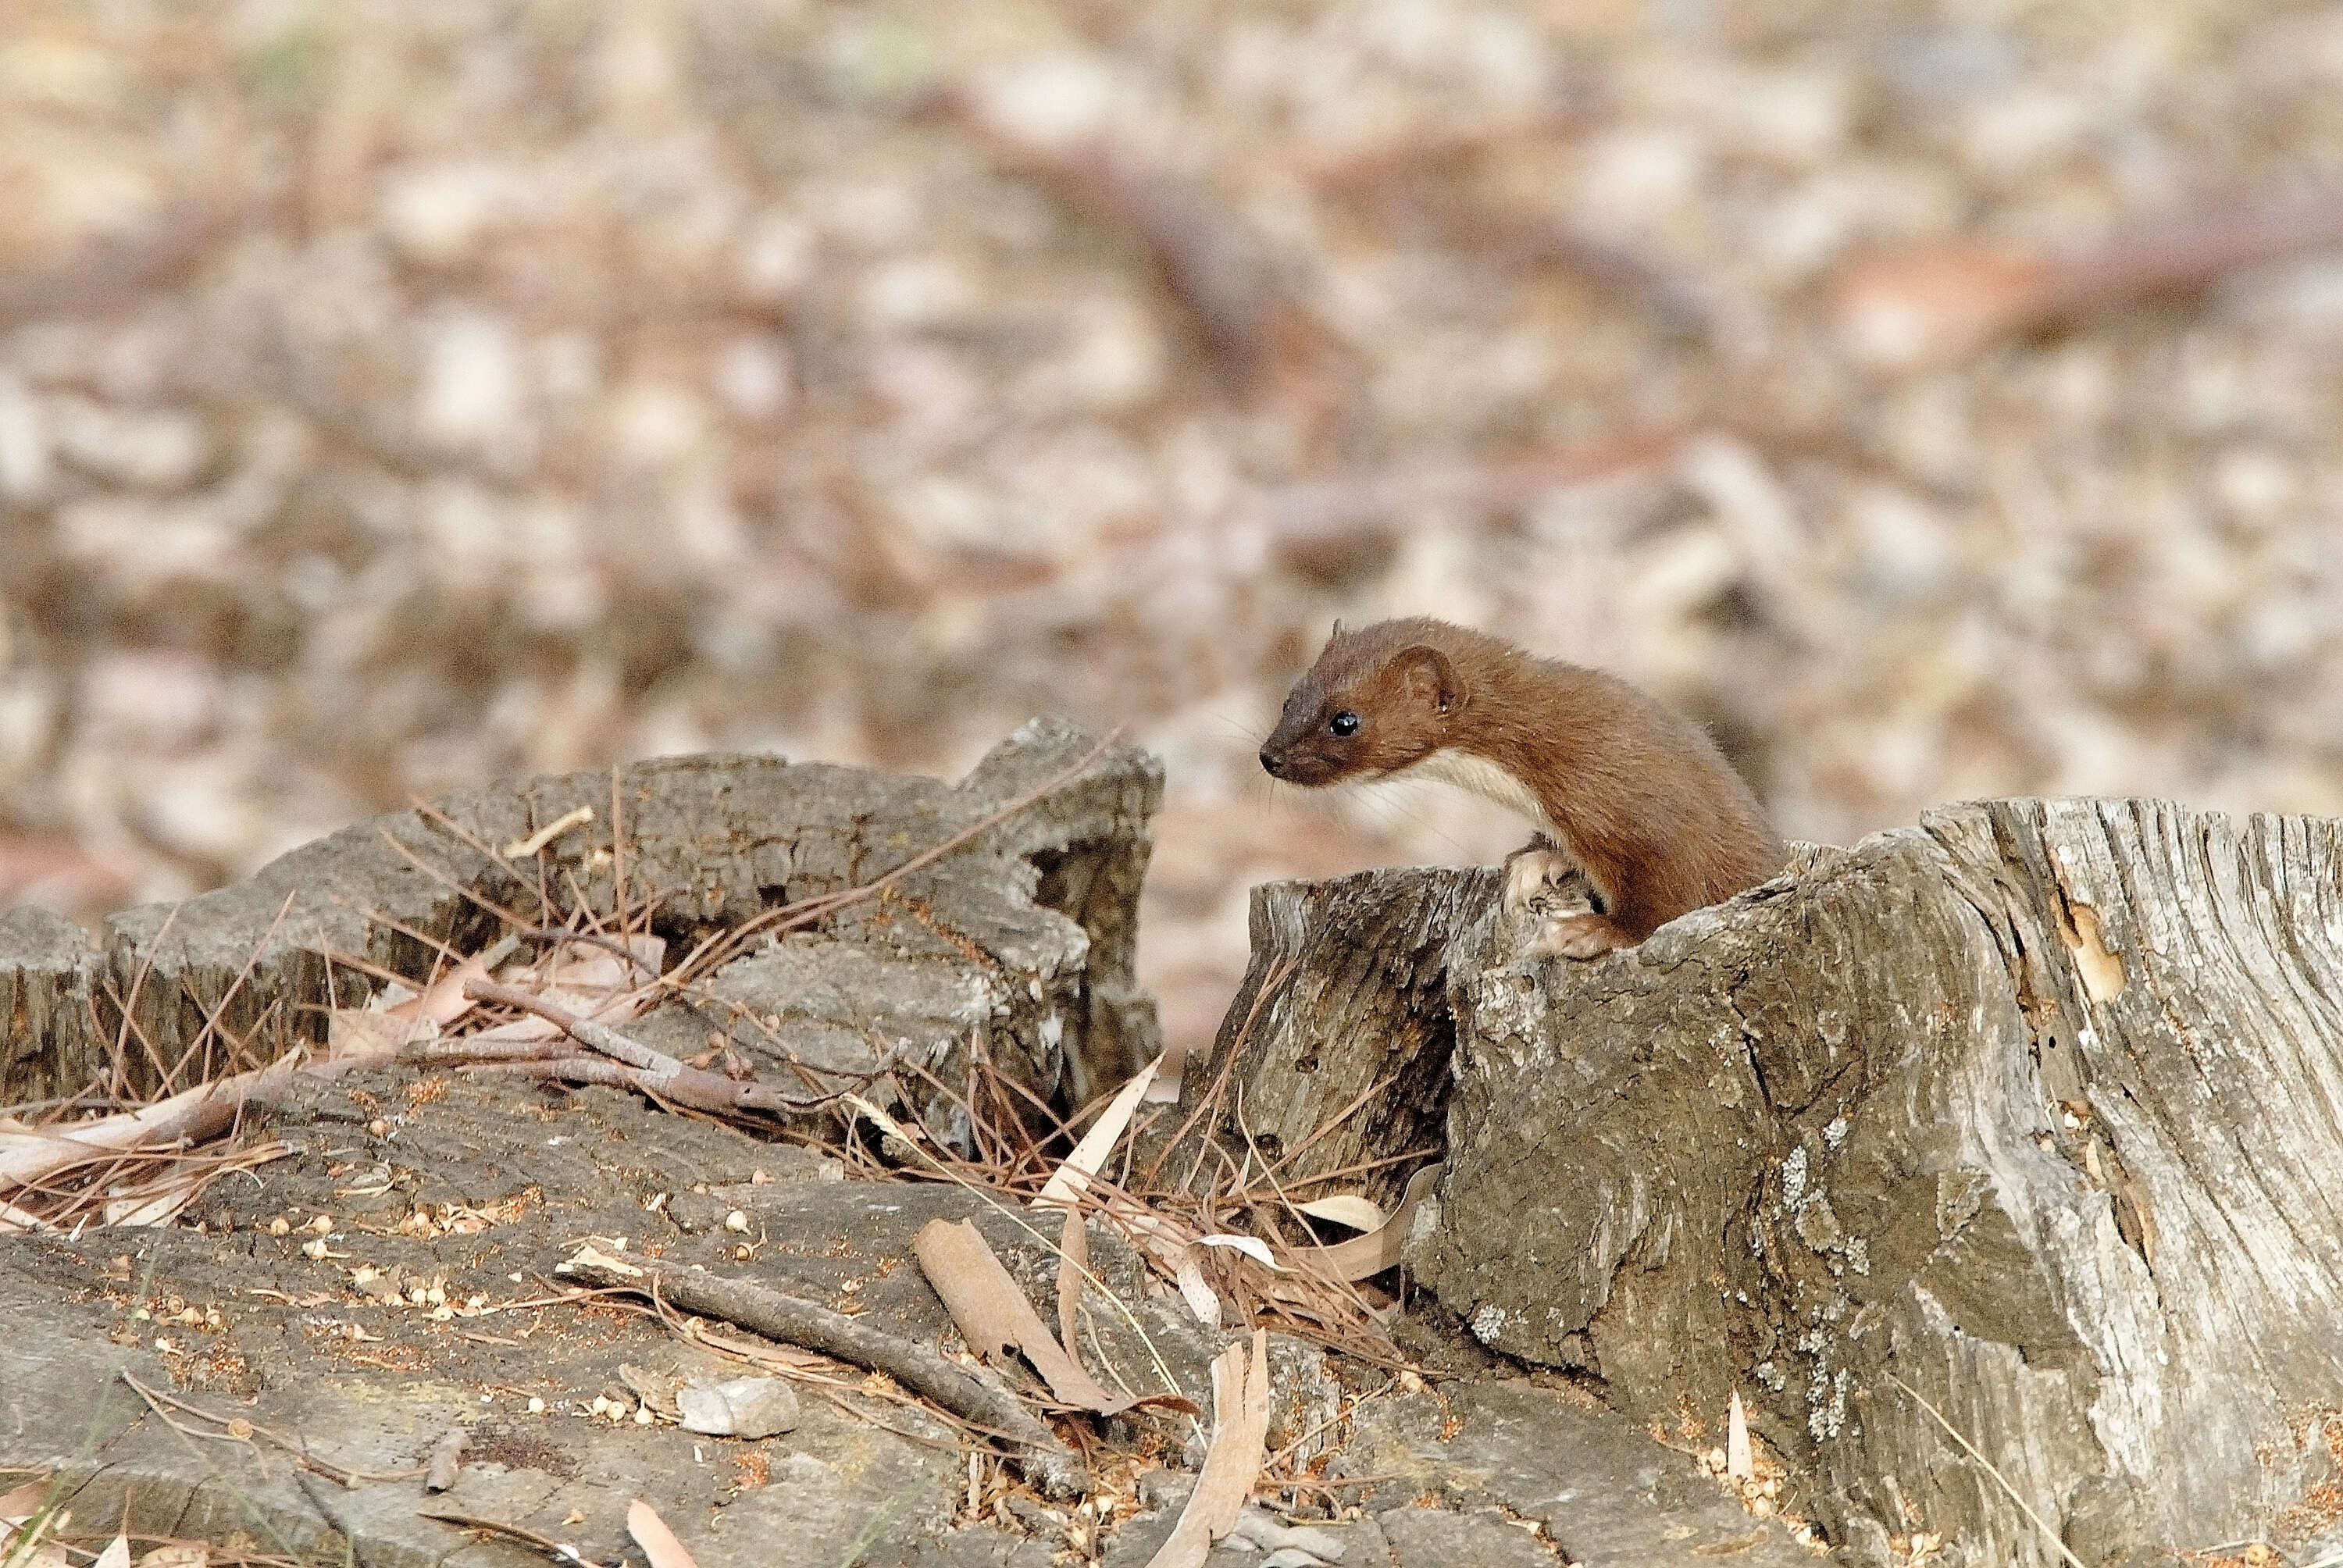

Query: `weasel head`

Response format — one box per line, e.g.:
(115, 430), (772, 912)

(1259, 621), (1465, 787)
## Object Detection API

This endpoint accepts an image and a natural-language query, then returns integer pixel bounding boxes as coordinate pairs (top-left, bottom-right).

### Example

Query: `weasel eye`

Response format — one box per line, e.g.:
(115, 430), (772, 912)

(1328, 711), (1361, 737)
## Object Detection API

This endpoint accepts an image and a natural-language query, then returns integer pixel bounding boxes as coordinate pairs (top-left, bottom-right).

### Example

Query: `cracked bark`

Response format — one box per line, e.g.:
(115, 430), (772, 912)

(0, 719), (1164, 1146)
(1199, 800), (2343, 1565)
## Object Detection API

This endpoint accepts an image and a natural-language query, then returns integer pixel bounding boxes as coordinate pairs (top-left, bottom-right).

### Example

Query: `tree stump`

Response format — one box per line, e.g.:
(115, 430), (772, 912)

(0, 718), (1161, 1140)
(1181, 866), (1499, 1207)
(1199, 798), (2343, 1563)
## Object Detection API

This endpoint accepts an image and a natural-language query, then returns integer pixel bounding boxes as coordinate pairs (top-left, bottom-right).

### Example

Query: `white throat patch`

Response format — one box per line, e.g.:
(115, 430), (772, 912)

(1401, 748), (1554, 836)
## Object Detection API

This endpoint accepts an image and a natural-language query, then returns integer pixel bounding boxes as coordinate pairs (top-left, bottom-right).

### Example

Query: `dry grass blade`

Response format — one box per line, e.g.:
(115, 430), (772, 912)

(1056, 1206), (1089, 1377)
(165, 890), (298, 1085)
(106, 903), (179, 1094)
(1887, 1374), (2086, 1568)
(1142, 954), (1298, 1195)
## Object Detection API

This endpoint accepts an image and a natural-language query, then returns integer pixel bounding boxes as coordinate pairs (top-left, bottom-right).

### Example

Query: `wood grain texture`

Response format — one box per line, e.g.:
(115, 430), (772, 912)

(1221, 800), (2343, 1561)
(1177, 865), (1500, 1207)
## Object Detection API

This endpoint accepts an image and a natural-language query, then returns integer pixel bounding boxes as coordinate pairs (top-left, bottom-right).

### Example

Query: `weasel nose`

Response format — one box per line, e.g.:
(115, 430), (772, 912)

(1259, 748), (1284, 777)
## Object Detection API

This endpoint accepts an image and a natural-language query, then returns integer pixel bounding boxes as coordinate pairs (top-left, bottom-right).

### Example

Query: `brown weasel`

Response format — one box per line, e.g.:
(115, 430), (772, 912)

(1258, 617), (1782, 957)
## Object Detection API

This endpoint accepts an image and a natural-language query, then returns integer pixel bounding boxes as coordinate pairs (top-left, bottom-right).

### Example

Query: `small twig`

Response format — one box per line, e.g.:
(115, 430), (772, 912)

(417, 1511), (619, 1568)
(291, 1466), (380, 1568)
(518, 926), (661, 979)
(505, 805), (594, 861)
(461, 980), (897, 1115)
(1141, 954), (1299, 1193)
(118, 1370), (418, 1486)
(624, 1289), (1019, 1457)
(407, 1036), (581, 1066)
(557, 1253), (1087, 1499)
(172, 890), (298, 1088)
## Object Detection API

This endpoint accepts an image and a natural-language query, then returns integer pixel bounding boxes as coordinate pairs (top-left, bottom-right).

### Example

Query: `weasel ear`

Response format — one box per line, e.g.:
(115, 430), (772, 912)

(1391, 645), (1461, 715)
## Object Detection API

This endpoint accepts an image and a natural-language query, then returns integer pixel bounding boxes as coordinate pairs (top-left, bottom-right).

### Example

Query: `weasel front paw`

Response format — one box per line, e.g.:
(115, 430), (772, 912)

(1501, 841), (1588, 917)
(1527, 911), (1635, 961)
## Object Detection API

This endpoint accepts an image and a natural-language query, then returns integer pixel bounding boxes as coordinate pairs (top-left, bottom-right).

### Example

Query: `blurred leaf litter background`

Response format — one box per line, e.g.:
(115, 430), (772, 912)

(3, 0), (2342, 1056)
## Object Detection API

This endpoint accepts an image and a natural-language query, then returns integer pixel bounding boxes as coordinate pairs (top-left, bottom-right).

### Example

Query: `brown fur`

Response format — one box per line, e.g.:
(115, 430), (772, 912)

(1259, 617), (1782, 944)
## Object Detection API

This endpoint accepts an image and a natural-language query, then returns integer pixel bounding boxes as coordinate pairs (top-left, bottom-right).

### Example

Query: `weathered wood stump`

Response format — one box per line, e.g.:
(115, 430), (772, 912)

(0, 718), (1161, 1139)
(1190, 799), (2343, 1564)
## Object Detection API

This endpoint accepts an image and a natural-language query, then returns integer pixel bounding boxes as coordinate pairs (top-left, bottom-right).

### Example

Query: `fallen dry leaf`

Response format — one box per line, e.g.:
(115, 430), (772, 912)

(911, 1218), (1138, 1416)
(102, 1188), (194, 1228)
(0, 1478), (52, 1523)
(626, 1499), (697, 1568)
(1196, 1234), (1276, 1270)
(1145, 1331), (1269, 1568)
(1293, 1194), (1385, 1232)
(388, 932), (524, 1028)
(1289, 1164), (1441, 1283)
(132, 1545), (207, 1568)
(1036, 1055), (1161, 1209)
(325, 1009), (434, 1058)
(1172, 1249), (1221, 1327)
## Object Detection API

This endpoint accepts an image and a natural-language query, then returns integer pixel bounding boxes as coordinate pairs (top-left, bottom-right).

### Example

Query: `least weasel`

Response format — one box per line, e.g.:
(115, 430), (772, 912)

(1257, 617), (1782, 957)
